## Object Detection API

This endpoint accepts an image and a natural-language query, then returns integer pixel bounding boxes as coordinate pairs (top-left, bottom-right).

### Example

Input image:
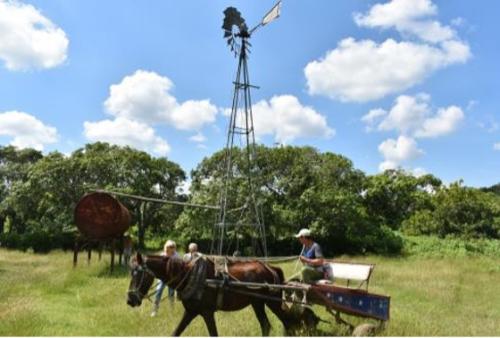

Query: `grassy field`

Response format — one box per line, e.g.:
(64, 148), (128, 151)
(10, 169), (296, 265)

(0, 248), (499, 336)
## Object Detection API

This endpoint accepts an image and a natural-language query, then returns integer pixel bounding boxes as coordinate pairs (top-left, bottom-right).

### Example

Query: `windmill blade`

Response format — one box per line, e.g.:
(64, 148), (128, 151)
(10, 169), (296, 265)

(222, 6), (249, 56)
(222, 7), (248, 36)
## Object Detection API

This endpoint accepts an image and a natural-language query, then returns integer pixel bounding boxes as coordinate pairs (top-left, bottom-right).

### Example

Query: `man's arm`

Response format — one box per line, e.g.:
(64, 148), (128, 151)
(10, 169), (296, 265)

(299, 256), (324, 266)
(299, 243), (324, 266)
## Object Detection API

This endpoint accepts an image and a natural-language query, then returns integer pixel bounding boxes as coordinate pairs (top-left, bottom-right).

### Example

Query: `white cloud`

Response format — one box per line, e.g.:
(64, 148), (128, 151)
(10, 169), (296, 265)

(0, 0), (68, 71)
(104, 70), (217, 130)
(466, 100), (477, 110)
(189, 132), (207, 143)
(171, 100), (217, 130)
(305, 0), (470, 102)
(361, 108), (387, 125)
(368, 94), (464, 171)
(378, 94), (430, 134)
(176, 179), (192, 195)
(251, 95), (334, 143)
(378, 135), (424, 171)
(0, 111), (58, 150)
(105, 70), (176, 124)
(83, 117), (170, 155)
(494, 143), (500, 151)
(362, 94), (464, 138)
(354, 0), (455, 44)
(411, 167), (427, 177)
(451, 17), (465, 27)
(414, 105), (464, 138)
(304, 38), (470, 102)
(361, 108), (387, 131)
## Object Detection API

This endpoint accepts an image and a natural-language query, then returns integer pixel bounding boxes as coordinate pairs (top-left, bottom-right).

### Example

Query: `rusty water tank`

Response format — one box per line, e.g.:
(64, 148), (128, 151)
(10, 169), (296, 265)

(74, 192), (131, 240)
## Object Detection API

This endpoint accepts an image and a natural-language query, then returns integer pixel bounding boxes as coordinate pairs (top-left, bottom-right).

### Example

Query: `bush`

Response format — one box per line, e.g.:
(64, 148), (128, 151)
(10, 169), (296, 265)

(25, 231), (52, 253)
(433, 183), (499, 239)
(368, 226), (404, 254)
(401, 210), (441, 236)
(0, 229), (76, 253)
(403, 235), (500, 258)
(0, 232), (26, 250)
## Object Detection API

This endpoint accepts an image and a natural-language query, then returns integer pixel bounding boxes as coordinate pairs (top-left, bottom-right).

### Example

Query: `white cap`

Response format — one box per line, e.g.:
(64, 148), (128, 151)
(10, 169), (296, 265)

(294, 228), (311, 238)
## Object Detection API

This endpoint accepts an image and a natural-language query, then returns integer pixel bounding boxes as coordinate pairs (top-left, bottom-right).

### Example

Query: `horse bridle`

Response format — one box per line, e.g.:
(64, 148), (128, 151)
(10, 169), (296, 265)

(128, 263), (156, 301)
(128, 258), (191, 302)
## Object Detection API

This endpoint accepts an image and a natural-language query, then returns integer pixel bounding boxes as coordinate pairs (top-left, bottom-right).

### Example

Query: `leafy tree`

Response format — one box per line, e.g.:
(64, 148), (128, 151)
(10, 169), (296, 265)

(176, 145), (403, 255)
(481, 182), (500, 196)
(0, 146), (43, 234)
(363, 170), (442, 230)
(402, 181), (500, 239)
(2, 143), (186, 249)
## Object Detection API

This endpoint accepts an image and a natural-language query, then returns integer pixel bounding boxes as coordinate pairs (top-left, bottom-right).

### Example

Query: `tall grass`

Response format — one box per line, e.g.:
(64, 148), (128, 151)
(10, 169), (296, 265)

(0, 248), (498, 336)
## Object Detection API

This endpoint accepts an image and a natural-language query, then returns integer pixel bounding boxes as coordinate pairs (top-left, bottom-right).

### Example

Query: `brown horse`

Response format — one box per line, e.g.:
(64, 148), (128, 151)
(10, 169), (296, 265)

(126, 252), (300, 336)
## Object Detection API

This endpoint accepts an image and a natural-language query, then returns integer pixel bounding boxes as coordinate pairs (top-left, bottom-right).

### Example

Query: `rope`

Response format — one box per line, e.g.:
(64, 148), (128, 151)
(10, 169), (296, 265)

(207, 255), (299, 263)
(205, 281), (311, 307)
(292, 245), (305, 275)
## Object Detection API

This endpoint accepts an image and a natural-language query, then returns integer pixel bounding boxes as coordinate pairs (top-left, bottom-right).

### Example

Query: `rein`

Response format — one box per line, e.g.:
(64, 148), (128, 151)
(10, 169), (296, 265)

(128, 264), (156, 301)
(132, 256), (194, 303)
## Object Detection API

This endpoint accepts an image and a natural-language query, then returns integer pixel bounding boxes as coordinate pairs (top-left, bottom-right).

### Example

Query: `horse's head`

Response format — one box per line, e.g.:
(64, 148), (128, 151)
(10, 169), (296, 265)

(127, 252), (155, 307)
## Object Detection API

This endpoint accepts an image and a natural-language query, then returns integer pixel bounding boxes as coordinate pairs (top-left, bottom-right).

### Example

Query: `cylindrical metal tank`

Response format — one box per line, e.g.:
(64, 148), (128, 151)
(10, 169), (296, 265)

(74, 192), (131, 240)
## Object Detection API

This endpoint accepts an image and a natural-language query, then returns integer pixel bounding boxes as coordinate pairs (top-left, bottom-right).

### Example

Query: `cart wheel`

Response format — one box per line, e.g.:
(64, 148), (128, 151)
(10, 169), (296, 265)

(352, 323), (378, 336)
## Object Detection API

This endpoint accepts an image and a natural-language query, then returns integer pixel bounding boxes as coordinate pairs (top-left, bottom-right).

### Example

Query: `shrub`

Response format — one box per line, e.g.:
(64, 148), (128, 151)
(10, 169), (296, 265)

(0, 232), (26, 250)
(401, 210), (441, 236)
(403, 235), (500, 257)
(26, 231), (52, 253)
(0, 229), (76, 253)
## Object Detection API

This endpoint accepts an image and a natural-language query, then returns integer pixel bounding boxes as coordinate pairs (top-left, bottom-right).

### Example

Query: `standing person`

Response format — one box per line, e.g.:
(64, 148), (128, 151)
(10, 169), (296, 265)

(183, 242), (201, 262)
(151, 240), (178, 317)
(291, 228), (325, 283)
(122, 235), (133, 267)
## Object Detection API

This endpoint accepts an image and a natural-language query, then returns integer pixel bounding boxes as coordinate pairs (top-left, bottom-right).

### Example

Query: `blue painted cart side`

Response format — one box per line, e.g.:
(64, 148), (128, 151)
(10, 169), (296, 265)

(310, 284), (390, 321)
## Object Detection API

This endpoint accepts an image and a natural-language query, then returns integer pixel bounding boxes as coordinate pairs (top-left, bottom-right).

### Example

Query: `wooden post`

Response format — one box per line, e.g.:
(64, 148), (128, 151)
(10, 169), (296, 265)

(87, 245), (92, 264)
(110, 238), (116, 273)
(73, 239), (79, 267)
(98, 242), (103, 261)
(118, 236), (123, 266)
(138, 202), (146, 249)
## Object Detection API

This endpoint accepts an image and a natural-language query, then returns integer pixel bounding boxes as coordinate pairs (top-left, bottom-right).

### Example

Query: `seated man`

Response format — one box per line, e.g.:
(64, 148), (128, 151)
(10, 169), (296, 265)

(293, 228), (325, 283)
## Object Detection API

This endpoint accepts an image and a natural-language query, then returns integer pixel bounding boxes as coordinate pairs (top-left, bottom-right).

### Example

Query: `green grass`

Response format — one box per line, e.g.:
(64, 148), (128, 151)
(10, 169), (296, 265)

(0, 249), (499, 336)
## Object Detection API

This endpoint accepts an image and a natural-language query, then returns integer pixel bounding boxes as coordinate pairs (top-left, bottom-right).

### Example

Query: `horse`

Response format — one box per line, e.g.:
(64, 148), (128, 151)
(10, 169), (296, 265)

(126, 252), (304, 336)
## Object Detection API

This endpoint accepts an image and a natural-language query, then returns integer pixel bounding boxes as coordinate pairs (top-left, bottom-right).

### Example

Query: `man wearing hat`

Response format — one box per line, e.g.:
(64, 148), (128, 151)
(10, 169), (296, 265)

(294, 228), (325, 283)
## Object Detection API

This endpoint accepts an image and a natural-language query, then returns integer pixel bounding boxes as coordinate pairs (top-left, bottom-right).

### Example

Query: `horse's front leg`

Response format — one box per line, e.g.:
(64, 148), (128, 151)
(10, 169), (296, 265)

(201, 311), (218, 337)
(172, 310), (197, 336)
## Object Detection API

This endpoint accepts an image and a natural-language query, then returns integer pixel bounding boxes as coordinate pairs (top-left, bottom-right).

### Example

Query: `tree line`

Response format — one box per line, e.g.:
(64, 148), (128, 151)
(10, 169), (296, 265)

(0, 143), (498, 254)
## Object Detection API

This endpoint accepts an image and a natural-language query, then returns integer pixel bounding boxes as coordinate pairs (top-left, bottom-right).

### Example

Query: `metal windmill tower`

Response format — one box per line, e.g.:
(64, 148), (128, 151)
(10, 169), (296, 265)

(211, 2), (282, 257)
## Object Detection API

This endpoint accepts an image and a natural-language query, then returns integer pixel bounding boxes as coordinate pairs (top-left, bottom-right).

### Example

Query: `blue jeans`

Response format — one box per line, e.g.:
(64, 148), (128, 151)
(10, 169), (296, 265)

(154, 280), (174, 304)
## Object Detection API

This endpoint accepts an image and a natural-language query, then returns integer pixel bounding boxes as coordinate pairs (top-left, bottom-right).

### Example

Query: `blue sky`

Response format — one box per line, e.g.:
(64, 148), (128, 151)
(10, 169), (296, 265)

(0, 0), (499, 187)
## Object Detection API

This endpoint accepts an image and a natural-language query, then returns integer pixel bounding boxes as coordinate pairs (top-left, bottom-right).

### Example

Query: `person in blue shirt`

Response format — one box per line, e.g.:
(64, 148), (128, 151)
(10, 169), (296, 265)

(294, 228), (325, 283)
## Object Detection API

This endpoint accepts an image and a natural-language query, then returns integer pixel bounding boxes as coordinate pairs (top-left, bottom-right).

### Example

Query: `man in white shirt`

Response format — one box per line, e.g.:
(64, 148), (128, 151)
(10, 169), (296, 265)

(183, 242), (201, 262)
